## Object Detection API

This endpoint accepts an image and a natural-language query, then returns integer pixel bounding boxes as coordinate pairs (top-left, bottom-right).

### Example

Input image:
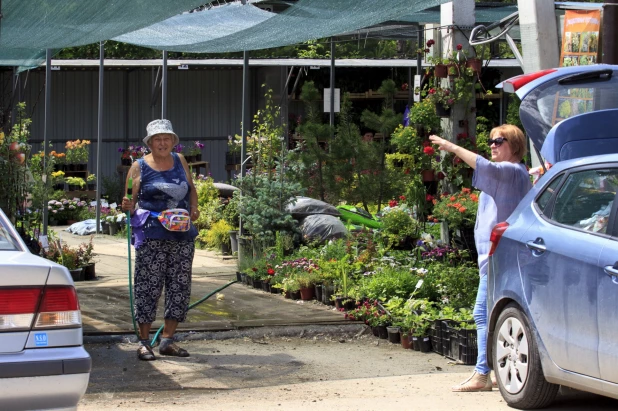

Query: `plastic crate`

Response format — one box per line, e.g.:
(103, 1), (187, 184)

(441, 320), (453, 359)
(444, 322), (460, 361)
(458, 328), (478, 365)
(430, 320), (443, 355)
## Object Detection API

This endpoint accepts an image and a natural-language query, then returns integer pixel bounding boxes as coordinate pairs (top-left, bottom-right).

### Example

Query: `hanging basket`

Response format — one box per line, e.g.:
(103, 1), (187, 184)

(435, 103), (451, 118)
(421, 169), (435, 182)
(434, 64), (448, 78)
(447, 63), (459, 78)
(466, 58), (482, 75)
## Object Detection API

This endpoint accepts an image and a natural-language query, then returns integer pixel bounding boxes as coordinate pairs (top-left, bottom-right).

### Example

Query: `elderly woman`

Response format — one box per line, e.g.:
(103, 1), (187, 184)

(429, 124), (531, 391)
(122, 119), (199, 361)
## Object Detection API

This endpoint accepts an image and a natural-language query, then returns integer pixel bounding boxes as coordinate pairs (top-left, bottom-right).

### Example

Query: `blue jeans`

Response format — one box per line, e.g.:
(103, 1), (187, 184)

(474, 274), (490, 375)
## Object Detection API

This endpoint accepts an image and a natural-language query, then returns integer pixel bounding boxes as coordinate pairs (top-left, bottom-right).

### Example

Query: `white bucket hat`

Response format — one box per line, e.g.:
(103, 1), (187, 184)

(143, 119), (179, 147)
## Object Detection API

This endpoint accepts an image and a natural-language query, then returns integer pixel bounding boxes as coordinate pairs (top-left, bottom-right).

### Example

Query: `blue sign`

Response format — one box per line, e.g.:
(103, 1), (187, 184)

(34, 333), (48, 347)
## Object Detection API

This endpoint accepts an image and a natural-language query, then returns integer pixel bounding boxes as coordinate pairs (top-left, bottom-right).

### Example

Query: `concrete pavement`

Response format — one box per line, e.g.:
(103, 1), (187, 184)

(55, 227), (346, 336)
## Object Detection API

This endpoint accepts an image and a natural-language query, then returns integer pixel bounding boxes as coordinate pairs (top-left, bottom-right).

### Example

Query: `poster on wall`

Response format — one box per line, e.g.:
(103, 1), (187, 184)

(560, 9), (601, 67)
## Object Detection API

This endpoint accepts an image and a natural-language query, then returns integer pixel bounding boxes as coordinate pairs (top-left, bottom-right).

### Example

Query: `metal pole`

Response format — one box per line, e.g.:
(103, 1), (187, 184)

(416, 25), (424, 105)
(162, 50), (168, 119)
(42, 49), (52, 236)
(239, 50), (250, 238)
(602, 1), (618, 64)
(329, 37), (335, 137)
(95, 41), (104, 234)
(11, 67), (17, 128)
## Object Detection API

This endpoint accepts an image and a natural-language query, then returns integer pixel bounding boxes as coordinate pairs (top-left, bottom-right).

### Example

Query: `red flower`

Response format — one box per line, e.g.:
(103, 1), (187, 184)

(454, 157), (462, 164)
(399, 195), (406, 201)
(401, 83), (409, 91)
(437, 171), (446, 180)
(404, 168), (410, 175)
(426, 39), (435, 47)
(428, 88), (436, 94)
(252, 267), (257, 272)
(426, 194), (434, 202)
(456, 44), (463, 50)
(267, 268), (275, 276)
(389, 200), (398, 207)
(423, 146), (435, 156)
(443, 89), (450, 96)
(462, 187), (471, 194)
(424, 48), (430, 53)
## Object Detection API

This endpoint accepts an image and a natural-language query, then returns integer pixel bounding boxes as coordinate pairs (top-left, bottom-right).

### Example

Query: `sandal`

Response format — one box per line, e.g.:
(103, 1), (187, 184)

(451, 371), (492, 392)
(159, 342), (190, 357)
(137, 345), (156, 361)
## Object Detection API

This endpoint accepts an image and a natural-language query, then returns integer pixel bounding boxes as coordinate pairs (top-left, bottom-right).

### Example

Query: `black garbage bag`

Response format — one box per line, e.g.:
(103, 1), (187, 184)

(286, 196), (340, 218)
(300, 214), (347, 243)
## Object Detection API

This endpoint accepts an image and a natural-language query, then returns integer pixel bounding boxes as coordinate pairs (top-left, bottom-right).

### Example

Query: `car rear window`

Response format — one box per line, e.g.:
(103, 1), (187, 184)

(0, 218), (20, 251)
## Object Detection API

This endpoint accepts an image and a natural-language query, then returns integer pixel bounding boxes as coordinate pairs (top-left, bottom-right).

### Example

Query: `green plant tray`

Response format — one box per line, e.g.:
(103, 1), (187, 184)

(336, 205), (381, 229)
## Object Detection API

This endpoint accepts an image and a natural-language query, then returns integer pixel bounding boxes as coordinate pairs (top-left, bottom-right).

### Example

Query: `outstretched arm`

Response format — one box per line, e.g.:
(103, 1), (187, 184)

(429, 134), (478, 170)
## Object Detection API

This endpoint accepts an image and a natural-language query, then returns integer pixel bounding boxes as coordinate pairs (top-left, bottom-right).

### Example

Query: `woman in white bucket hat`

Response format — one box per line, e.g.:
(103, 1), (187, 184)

(121, 119), (199, 361)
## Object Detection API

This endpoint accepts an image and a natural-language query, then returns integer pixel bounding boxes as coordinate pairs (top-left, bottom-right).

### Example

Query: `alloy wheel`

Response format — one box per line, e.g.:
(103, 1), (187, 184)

(495, 316), (529, 394)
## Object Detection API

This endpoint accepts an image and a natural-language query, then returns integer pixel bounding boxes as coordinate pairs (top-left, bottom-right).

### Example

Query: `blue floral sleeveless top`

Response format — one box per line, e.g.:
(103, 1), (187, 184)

(137, 152), (198, 241)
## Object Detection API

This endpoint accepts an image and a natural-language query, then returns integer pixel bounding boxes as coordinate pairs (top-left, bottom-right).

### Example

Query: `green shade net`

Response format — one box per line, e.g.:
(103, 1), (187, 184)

(0, 0), (209, 67)
(115, 0), (451, 53)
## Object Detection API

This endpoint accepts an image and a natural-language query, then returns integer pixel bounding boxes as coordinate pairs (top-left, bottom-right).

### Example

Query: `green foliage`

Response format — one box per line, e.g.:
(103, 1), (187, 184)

(194, 177), (221, 230)
(506, 93), (523, 130)
(222, 190), (240, 229)
(65, 176), (86, 188)
(475, 116), (493, 159)
(379, 208), (420, 247)
(358, 267), (420, 302)
(249, 86), (286, 176)
(407, 99), (442, 135)
(203, 220), (232, 249)
(0, 103), (32, 222)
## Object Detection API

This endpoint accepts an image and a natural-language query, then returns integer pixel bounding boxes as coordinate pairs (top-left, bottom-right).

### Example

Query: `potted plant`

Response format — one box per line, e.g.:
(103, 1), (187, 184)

(51, 170), (66, 190)
(45, 241), (83, 282)
(65, 176), (86, 192)
(188, 141), (204, 162)
(87, 173), (96, 191)
(205, 219), (233, 254)
(65, 139), (90, 170)
(296, 270), (319, 301)
(430, 187), (479, 253)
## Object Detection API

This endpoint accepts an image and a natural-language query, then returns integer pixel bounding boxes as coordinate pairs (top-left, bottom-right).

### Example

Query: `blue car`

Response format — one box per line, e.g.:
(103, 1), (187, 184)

(487, 65), (618, 408)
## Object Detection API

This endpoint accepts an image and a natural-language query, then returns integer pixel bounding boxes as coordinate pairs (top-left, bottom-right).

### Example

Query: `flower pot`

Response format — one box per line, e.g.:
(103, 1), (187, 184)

(334, 296), (345, 310)
(261, 281), (271, 293)
(246, 276), (254, 287)
(195, 153), (202, 162)
(253, 279), (263, 289)
(314, 284), (323, 302)
(121, 158), (132, 166)
(69, 268), (84, 282)
(434, 63), (448, 78)
(466, 58), (482, 74)
(76, 164), (87, 171)
(108, 222), (118, 235)
(371, 326), (380, 337)
(344, 300), (356, 311)
(418, 335), (432, 353)
(221, 242), (231, 255)
(236, 271), (242, 282)
(387, 326), (401, 344)
(52, 183), (65, 191)
(375, 325), (389, 340)
(322, 284), (335, 306)
(66, 219), (77, 226)
(270, 285), (280, 294)
(290, 290), (301, 300)
(84, 263), (96, 281)
(88, 183), (96, 191)
(435, 104), (451, 118)
(421, 169), (435, 182)
(400, 333), (411, 349)
(229, 230), (239, 254)
(101, 221), (109, 233)
(299, 286), (315, 301)
(447, 63), (459, 78)
(411, 336), (421, 351)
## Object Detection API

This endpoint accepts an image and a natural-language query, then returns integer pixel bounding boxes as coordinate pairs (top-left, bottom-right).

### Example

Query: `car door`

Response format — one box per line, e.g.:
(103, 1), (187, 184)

(597, 221), (618, 384)
(518, 166), (618, 379)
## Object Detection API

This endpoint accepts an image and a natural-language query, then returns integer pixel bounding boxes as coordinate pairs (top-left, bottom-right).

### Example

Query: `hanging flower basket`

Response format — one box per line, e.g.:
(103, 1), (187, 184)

(421, 169), (436, 182)
(434, 64), (448, 78)
(466, 58), (482, 75)
(447, 63), (459, 78)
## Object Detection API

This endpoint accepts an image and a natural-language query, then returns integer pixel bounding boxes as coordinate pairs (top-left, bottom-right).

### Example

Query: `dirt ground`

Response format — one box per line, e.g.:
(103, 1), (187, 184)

(78, 326), (618, 411)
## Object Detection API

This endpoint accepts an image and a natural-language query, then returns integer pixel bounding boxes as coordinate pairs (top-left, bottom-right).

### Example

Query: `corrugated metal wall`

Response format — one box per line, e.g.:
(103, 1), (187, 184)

(0, 65), (281, 184)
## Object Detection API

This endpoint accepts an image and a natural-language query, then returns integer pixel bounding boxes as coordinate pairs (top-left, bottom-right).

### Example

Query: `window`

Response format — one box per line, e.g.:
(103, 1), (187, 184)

(0, 219), (20, 251)
(536, 174), (563, 213)
(550, 168), (618, 234)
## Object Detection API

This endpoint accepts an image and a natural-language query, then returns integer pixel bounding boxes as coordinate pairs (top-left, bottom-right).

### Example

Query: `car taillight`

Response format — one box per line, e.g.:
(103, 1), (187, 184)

(488, 222), (510, 256)
(502, 69), (557, 93)
(0, 288), (42, 330)
(0, 286), (81, 330)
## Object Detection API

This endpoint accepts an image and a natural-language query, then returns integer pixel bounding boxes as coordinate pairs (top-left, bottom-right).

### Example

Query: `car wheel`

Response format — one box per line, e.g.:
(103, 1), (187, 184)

(494, 303), (559, 409)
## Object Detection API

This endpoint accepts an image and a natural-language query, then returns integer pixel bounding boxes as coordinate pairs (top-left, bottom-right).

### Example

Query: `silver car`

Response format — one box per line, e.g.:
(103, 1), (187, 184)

(488, 65), (618, 408)
(0, 208), (91, 411)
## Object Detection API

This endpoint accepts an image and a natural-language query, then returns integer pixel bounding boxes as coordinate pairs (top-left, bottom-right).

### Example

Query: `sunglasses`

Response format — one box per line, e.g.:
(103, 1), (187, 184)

(488, 137), (508, 147)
